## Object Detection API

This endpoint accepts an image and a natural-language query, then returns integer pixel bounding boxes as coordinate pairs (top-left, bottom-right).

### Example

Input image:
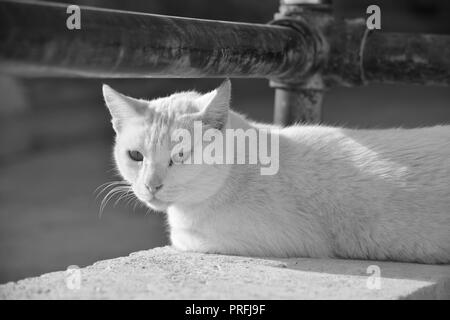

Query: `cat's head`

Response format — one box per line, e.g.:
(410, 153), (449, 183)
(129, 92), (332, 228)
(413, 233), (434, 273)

(102, 80), (231, 211)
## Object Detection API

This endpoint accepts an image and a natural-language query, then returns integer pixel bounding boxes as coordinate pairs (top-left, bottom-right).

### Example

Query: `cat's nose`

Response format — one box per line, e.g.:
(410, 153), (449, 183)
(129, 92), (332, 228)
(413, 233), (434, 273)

(145, 183), (163, 193)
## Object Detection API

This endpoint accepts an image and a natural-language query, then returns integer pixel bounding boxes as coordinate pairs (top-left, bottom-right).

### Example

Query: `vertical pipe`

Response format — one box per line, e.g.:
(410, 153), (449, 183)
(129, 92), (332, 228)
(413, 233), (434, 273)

(271, 0), (329, 126)
(273, 87), (323, 125)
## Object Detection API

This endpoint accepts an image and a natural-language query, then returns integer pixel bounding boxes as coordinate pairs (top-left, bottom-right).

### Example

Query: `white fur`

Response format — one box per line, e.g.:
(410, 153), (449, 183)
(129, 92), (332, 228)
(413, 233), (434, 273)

(103, 81), (450, 264)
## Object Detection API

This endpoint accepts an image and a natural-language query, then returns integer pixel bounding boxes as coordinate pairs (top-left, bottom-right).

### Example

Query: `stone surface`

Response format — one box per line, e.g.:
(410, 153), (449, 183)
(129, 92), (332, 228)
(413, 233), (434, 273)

(1, 246), (449, 299)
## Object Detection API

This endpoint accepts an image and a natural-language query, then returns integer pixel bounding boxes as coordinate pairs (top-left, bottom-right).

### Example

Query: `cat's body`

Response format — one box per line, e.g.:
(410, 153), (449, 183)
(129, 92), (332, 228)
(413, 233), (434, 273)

(103, 80), (450, 264)
(169, 113), (450, 263)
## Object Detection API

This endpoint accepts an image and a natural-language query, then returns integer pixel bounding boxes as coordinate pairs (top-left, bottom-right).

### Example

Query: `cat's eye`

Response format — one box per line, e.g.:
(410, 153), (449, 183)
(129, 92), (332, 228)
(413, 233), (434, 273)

(169, 159), (174, 167)
(128, 150), (143, 162)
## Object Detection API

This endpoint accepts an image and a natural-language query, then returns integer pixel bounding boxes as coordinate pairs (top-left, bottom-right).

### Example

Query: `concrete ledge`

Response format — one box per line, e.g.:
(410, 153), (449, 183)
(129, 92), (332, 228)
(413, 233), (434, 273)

(1, 246), (449, 299)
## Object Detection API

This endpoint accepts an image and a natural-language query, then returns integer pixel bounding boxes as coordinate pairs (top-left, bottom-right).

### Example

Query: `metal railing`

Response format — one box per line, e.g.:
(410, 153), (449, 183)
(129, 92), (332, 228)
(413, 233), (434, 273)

(1, 0), (449, 124)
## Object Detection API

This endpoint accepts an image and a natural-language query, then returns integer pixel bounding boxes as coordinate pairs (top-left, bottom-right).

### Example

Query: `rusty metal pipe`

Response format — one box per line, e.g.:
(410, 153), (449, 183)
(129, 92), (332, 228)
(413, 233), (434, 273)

(273, 87), (323, 125)
(363, 32), (450, 86)
(0, 0), (317, 80)
(1, 0), (449, 88)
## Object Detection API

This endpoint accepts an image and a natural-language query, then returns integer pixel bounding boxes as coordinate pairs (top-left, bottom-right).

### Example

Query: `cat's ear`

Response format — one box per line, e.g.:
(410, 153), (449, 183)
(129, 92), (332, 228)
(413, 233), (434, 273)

(102, 84), (147, 133)
(197, 79), (231, 130)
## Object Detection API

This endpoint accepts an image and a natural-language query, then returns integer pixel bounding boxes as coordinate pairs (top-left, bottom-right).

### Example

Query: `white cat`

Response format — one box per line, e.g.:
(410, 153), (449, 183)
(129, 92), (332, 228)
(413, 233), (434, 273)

(103, 80), (450, 264)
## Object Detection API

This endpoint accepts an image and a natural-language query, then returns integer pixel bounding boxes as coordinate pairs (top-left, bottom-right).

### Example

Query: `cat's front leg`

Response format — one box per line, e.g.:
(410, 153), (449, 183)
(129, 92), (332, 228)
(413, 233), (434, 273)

(170, 228), (230, 255)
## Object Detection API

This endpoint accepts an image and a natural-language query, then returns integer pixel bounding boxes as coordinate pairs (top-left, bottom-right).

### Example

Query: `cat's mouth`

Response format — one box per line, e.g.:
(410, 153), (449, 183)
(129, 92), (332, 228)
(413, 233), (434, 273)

(134, 190), (170, 211)
(145, 197), (170, 211)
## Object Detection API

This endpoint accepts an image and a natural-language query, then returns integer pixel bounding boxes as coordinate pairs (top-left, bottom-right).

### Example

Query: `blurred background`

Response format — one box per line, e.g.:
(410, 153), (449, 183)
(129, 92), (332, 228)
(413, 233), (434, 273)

(1, 0), (450, 283)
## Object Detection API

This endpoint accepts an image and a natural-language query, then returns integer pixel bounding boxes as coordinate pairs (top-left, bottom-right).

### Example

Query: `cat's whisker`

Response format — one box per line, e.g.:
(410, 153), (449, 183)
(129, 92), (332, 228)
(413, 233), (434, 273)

(99, 181), (128, 190)
(125, 195), (139, 208)
(94, 180), (127, 192)
(99, 185), (131, 217)
(132, 198), (144, 212)
(132, 200), (138, 211)
(113, 189), (133, 207)
(94, 180), (130, 200)
(101, 186), (127, 204)
(95, 181), (131, 217)
(123, 192), (134, 201)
